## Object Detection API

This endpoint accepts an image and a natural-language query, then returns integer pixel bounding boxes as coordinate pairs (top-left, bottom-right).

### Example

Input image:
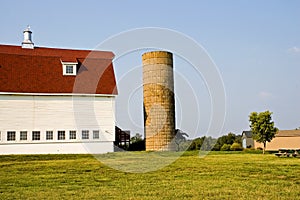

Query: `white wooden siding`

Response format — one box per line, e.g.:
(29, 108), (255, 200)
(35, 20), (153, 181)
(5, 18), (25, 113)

(0, 142), (114, 155)
(0, 94), (116, 154)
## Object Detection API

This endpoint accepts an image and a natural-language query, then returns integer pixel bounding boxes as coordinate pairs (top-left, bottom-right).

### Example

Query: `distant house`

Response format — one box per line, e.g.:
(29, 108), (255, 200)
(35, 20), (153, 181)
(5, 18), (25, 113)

(241, 131), (254, 148)
(0, 27), (118, 154)
(242, 130), (300, 150)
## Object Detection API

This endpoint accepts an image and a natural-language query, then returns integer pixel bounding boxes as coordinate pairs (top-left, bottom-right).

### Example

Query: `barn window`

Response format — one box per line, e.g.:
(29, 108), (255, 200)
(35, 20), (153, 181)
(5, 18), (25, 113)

(7, 131), (16, 141)
(58, 131), (65, 140)
(32, 131), (40, 141)
(46, 131), (53, 140)
(69, 130), (76, 140)
(67, 65), (75, 74)
(82, 130), (89, 139)
(61, 61), (77, 76)
(93, 130), (100, 139)
(20, 131), (27, 140)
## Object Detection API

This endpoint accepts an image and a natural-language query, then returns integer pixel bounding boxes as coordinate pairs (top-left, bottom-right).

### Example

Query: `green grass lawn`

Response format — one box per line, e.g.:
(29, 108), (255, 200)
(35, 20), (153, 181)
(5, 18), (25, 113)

(0, 151), (300, 199)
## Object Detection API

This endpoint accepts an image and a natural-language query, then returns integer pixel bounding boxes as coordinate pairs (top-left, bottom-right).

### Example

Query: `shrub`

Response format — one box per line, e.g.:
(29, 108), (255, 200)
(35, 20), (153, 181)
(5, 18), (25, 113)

(230, 142), (243, 151)
(213, 133), (241, 151)
(243, 148), (263, 154)
(220, 144), (231, 151)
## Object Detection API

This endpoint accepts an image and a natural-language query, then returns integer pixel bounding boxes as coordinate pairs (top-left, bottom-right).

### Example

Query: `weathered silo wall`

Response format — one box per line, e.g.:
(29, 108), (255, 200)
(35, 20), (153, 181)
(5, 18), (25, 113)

(142, 51), (175, 151)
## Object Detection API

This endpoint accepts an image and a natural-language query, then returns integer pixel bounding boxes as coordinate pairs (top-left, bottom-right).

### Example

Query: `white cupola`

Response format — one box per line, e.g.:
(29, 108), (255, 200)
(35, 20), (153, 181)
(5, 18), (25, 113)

(22, 26), (34, 49)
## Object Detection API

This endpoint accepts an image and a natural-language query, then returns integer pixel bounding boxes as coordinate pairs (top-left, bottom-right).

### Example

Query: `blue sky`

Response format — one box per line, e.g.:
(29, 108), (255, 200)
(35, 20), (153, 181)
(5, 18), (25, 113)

(1, 0), (300, 137)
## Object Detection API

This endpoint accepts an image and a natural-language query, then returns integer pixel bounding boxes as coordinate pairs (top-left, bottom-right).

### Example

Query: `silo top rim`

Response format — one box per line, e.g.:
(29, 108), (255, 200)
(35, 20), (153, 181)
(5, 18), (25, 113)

(142, 51), (173, 60)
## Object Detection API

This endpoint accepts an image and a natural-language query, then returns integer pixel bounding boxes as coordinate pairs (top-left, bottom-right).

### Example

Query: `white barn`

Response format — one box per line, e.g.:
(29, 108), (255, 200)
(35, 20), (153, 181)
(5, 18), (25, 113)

(0, 27), (118, 154)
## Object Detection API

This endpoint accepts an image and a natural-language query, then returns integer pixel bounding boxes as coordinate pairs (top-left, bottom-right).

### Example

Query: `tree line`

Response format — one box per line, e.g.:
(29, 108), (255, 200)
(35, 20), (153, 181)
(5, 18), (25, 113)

(127, 110), (278, 153)
(127, 132), (243, 152)
(178, 132), (243, 151)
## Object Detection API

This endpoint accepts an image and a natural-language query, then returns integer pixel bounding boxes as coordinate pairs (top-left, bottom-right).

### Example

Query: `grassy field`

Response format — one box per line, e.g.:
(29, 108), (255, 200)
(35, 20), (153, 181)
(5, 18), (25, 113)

(0, 151), (300, 199)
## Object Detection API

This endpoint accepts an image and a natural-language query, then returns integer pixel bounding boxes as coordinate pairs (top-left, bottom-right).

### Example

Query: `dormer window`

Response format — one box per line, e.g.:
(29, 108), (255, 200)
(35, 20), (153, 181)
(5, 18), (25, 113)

(61, 60), (78, 76)
(66, 65), (74, 74)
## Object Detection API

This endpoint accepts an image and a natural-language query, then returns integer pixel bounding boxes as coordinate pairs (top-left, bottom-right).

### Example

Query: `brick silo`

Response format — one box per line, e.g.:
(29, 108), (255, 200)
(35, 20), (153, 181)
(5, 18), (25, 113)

(142, 51), (176, 151)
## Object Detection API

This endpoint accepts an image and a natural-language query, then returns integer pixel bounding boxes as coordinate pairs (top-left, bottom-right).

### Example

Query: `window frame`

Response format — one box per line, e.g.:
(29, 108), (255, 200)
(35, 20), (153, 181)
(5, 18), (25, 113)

(32, 131), (41, 141)
(20, 131), (28, 141)
(69, 130), (76, 140)
(82, 130), (89, 140)
(46, 131), (53, 140)
(58, 131), (66, 140)
(7, 131), (16, 141)
(93, 130), (100, 139)
(66, 65), (74, 74)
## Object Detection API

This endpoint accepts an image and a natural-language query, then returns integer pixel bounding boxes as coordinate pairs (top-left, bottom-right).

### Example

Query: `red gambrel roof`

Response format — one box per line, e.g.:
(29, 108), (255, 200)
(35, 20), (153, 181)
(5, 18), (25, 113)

(0, 44), (117, 95)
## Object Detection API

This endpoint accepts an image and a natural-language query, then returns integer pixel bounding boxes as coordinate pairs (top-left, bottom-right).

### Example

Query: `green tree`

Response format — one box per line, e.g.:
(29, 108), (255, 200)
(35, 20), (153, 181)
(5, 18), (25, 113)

(131, 133), (143, 143)
(188, 137), (204, 151)
(249, 111), (278, 154)
(128, 133), (145, 151)
(220, 144), (231, 151)
(200, 136), (217, 151)
(230, 142), (243, 151)
(213, 133), (241, 151)
(187, 136), (217, 151)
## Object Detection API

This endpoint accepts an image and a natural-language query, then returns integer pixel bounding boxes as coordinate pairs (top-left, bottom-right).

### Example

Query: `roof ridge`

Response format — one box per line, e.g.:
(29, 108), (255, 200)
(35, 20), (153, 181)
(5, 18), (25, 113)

(0, 44), (114, 59)
(0, 44), (110, 52)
